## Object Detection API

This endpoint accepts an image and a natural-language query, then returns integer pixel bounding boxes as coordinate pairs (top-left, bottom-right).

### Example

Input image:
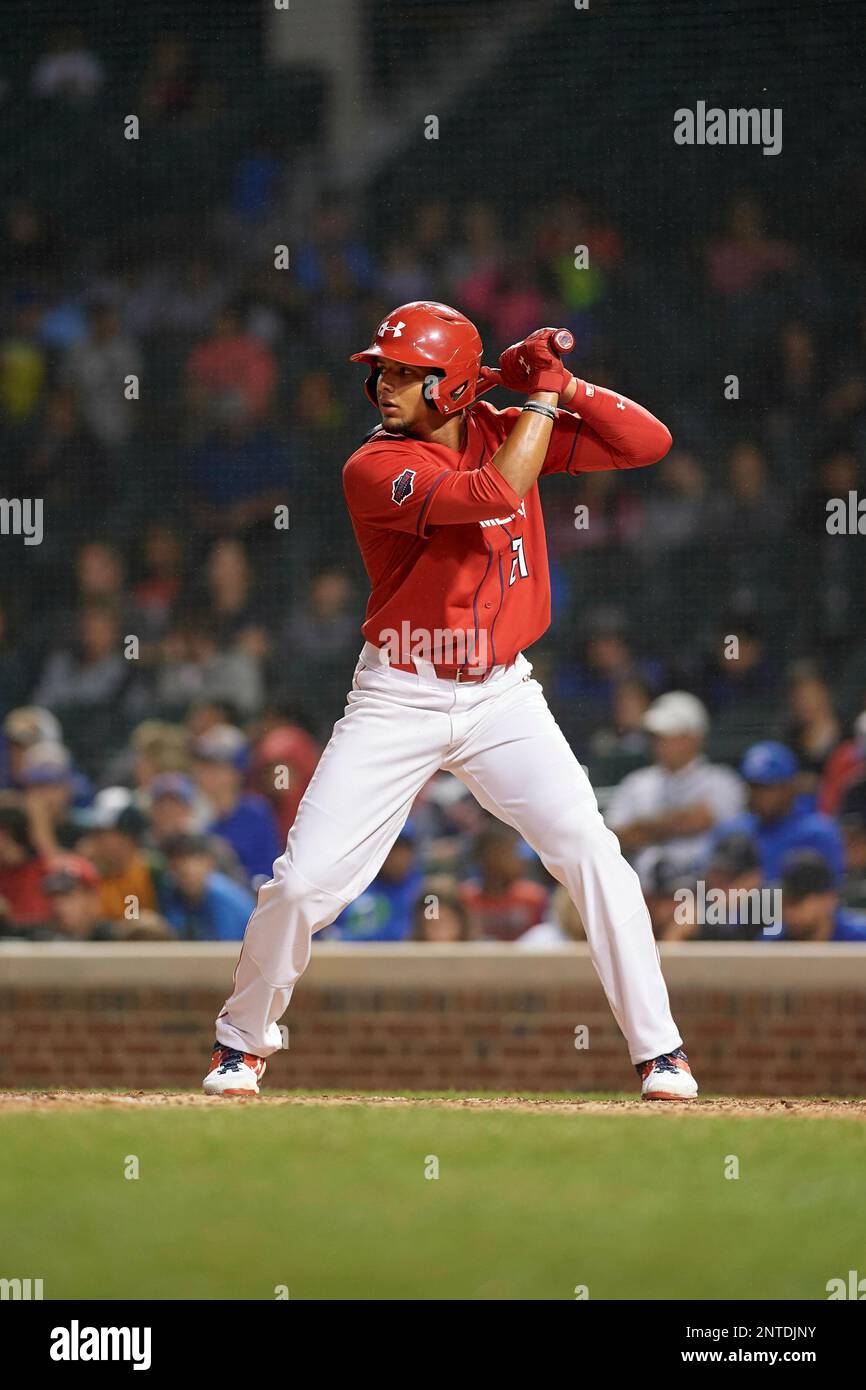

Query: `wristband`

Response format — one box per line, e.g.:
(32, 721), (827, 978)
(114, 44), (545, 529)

(522, 401), (557, 422)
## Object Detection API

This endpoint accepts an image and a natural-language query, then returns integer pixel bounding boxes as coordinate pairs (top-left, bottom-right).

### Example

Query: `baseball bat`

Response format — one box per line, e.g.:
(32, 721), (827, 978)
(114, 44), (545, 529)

(476, 328), (575, 395)
(549, 328), (574, 356)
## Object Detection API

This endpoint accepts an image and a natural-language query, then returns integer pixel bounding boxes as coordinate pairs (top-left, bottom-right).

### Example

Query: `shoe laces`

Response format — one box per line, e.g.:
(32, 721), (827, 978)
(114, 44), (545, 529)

(637, 1046), (688, 1077)
(213, 1044), (245, 1074)
(654, 1047), (688, 1074)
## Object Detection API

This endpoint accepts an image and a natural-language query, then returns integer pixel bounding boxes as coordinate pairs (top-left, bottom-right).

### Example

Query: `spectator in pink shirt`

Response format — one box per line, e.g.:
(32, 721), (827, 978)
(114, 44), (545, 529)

(705, 194), (797, 296)
(187, 304), (277, 430)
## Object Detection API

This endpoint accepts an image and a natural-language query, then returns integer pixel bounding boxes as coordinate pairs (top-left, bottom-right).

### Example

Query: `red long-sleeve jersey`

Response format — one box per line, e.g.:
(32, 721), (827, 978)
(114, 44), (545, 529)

(342, 381), (671, 668)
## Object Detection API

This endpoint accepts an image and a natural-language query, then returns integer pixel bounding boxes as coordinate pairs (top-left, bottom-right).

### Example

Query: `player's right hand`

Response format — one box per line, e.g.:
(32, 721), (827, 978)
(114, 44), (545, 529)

(497, 328), (575, 396)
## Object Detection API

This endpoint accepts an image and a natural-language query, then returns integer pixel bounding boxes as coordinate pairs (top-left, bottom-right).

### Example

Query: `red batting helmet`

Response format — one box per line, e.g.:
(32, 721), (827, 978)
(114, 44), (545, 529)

(349, 301), (487, 415)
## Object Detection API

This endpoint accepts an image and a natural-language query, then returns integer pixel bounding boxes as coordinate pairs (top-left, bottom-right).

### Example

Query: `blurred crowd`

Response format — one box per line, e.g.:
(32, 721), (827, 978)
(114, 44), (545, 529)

(2, 26), (866, 947)
(1, 689), (865, 946)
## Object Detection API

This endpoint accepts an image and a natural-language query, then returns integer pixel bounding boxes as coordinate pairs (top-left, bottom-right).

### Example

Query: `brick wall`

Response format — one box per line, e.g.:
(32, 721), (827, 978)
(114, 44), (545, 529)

(1, 942), (865, 1095)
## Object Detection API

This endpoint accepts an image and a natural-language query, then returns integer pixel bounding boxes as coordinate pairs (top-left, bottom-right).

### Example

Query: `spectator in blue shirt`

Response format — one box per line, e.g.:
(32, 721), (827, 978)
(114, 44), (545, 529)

(293, 200), (374, 295)
(325, 822), (422, 942)
(192, 724), (282, 886)
(161, 833), (256, 941)
(709, 741), (844, 885)
(778, 850), (866, 942)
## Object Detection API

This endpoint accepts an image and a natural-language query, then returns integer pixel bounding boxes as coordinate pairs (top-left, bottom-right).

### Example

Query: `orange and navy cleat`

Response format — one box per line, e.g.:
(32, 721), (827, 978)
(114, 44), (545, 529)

(203, 1042), (266, 1097)
(636, 1046), (698, 1101)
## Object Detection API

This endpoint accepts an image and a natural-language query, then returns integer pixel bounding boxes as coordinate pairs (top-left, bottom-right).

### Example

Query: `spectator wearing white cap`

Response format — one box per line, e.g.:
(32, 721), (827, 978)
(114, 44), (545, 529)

(604, 691), (746, 887)
(1, 706), (63, 789)
(2, 706), (63, 746)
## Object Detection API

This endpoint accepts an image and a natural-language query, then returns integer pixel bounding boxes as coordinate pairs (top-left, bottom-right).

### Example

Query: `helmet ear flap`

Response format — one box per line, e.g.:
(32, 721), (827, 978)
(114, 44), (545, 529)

(423, 371), (443, 407)
(364, 366), (381, 405)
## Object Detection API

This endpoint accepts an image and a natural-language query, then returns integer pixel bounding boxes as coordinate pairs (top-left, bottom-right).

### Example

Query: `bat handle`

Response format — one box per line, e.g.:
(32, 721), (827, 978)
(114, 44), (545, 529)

(550, 328), (575, 357)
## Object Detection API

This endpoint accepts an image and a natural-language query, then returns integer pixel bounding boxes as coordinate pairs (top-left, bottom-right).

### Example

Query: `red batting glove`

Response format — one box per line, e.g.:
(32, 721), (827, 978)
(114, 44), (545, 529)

(498, 328), (574, 396)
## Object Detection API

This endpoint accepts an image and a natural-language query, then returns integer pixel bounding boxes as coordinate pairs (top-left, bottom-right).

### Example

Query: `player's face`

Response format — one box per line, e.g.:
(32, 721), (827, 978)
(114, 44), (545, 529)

(375, 358), (430, 432)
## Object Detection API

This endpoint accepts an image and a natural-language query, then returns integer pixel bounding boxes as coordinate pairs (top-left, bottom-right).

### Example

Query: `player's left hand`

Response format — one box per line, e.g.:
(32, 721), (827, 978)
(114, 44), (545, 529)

(497, 327), (575, 396)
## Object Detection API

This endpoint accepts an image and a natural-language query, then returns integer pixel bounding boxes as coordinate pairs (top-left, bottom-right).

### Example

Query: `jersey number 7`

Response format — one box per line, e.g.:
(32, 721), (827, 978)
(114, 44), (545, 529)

(509, 535), (528, 586)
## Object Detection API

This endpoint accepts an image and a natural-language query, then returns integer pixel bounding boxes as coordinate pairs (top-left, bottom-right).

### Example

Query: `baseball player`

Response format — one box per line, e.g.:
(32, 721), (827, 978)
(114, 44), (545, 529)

(204, 301), (698, 1102)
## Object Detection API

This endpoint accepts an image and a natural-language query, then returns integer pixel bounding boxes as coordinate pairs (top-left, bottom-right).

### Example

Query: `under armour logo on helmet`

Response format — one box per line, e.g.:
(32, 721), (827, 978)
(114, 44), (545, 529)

(378, 319), (406, 338)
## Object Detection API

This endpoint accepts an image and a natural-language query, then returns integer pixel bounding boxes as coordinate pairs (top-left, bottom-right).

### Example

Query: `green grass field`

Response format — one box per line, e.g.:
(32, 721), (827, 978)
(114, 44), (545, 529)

(2, 1094), (865, 1300)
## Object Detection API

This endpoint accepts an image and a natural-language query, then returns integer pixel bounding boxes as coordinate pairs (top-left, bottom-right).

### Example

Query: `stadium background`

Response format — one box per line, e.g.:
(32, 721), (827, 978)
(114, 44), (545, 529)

(1, 0), (866, 1095)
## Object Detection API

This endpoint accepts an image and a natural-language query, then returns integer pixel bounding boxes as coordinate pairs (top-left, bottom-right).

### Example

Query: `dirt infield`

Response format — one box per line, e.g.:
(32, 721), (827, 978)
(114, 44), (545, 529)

(1, 1090), (865, 1118)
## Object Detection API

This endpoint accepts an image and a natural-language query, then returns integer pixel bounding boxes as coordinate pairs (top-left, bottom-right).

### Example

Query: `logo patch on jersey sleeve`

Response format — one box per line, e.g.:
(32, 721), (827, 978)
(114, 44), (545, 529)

(391, 468), (416, 505)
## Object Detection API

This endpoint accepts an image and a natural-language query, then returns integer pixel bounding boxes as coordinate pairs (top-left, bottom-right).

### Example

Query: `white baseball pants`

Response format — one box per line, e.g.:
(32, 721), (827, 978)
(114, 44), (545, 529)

(215, 645), (683, 1066)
